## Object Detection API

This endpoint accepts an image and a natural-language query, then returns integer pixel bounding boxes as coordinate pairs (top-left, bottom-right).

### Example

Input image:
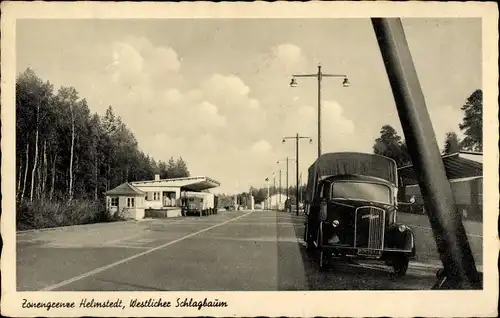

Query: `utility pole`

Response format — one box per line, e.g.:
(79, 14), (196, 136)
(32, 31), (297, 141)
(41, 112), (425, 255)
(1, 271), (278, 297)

(273, 173), (276, 209)
(277, 157), (294, 201)
(299, 172), (303, 204)
(286, 158), (289, 199)
(282, 134), (312, 216)
(279, 169), (282, 205)
(290, 65), (350, 158)
(265, 177), (270, 210)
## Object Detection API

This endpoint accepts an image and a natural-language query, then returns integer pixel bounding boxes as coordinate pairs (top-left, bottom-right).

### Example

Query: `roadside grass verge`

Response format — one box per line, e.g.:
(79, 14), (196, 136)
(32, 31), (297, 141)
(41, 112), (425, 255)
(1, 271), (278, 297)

(16, 198), (125, 231)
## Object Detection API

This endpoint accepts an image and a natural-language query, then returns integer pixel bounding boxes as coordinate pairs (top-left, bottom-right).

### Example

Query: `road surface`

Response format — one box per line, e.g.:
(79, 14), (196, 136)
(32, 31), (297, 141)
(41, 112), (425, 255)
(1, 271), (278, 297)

(16, 210), (482, 291)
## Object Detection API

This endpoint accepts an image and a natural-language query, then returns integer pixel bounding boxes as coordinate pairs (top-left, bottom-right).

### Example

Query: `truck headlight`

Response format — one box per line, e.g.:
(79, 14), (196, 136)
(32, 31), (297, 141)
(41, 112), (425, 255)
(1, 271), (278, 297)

(398, 224), (407, 232)
(332, 220), (340, 227)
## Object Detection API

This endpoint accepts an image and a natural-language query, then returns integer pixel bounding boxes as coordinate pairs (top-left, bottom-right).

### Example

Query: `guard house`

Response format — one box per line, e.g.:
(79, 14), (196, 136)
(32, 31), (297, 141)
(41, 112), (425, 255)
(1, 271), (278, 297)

(131, 175), (220, 218)
(397, 151), (483, 221)
(105, 182), (146, 220)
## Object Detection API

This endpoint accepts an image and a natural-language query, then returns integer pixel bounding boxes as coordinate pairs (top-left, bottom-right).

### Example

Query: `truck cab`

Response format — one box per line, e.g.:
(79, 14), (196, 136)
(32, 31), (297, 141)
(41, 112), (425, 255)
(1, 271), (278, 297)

(304, 152), (416, 275)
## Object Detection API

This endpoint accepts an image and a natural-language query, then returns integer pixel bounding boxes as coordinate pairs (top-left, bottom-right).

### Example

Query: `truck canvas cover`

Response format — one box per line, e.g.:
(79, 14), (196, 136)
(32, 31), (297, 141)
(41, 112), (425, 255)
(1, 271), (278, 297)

(306, 152), (398, 201)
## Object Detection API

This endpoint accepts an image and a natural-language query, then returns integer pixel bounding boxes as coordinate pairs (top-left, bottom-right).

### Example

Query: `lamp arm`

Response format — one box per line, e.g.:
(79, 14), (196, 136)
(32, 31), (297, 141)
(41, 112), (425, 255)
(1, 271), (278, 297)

(321, 74), (348, 78)
(292, 74), (318, 78)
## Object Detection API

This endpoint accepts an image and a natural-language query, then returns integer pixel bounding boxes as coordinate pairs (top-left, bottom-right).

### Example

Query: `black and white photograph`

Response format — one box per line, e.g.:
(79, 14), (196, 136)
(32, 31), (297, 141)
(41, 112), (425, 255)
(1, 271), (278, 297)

(1, 2), (498, 317)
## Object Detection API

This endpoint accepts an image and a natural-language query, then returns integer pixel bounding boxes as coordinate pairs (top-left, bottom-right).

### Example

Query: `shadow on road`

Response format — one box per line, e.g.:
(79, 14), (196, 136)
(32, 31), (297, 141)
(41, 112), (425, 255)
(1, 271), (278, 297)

(276, 212), (440, 290)
(95, 279), (168, 291)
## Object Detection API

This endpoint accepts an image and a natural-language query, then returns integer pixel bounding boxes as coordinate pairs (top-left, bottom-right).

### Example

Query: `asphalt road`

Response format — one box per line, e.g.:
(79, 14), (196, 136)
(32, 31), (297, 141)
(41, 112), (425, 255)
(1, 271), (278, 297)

(16, 210), (483, 291)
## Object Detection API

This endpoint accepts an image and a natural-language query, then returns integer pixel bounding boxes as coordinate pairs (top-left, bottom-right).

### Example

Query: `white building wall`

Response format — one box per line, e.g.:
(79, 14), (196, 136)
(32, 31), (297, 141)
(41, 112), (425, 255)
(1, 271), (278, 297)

(133, 186), (181, 209)
(265, 194), (289, 210)
(105, 195), (145, 220)
(405, 177), (481, 205)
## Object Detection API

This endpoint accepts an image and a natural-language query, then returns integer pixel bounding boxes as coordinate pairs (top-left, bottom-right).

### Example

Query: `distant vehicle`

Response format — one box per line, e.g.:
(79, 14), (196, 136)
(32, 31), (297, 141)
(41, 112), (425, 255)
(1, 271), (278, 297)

(181, 192), (216, 216)
(304, 152), (416, 276)
(286, 198), (304, 213)
(290, 204), (305, 214)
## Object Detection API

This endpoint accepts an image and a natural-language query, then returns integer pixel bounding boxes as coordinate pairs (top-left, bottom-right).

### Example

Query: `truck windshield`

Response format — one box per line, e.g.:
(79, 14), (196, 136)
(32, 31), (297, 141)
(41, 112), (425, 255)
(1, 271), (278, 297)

(331, 182), (391, 204)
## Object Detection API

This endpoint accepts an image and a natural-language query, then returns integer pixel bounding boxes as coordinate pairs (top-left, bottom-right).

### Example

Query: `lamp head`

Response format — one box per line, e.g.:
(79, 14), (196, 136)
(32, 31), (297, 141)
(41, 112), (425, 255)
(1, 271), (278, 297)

(342, 77), (350, 88)
(409, 195), (416, 204)
(290, 78), (298, 88)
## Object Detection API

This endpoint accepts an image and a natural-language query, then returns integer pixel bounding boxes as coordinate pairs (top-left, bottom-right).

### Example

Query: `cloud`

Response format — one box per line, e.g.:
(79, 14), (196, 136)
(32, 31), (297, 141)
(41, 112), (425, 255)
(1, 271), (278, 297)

(278, 100), (355, 149)
(108, 42), (145, 85)
(251, 140), (273, 154)
(272, 43), (302, 67)
(162, 88), (183, 104)
(17, 35), (355, 194)
(97, 38), (267, 192)
(204, 73), (250, 96)
(196, 101), (227, 127)
(428, 104), (464, 149)
(107, 37), (181, 88)
(273, 44), (301, 60)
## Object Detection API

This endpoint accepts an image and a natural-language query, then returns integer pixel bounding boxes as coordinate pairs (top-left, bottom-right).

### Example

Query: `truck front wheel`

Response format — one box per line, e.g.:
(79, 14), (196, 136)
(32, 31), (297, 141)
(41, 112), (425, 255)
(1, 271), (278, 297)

(392, 256), (409, 277)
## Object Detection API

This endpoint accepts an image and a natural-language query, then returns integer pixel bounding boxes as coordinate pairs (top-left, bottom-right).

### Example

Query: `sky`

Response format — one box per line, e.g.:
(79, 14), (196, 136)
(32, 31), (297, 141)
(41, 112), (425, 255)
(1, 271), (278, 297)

(16, 18), (482, 194)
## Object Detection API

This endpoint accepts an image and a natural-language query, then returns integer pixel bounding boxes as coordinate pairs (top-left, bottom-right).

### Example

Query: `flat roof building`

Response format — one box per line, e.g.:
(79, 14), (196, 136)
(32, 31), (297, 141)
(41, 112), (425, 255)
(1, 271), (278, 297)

(106, 174), (220, 220)
(397, 151), (483, 221)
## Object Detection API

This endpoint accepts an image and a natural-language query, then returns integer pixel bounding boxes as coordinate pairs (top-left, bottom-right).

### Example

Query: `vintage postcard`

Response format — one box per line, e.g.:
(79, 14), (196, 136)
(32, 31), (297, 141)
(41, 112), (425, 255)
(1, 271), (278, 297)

(1, 1), (498, 317)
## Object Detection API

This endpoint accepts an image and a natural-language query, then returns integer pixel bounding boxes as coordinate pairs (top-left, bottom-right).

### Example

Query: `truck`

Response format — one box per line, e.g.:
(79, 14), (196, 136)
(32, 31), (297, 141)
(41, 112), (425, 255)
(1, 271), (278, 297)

(304, 152), (416, 275)
(181, 192), (216, 216)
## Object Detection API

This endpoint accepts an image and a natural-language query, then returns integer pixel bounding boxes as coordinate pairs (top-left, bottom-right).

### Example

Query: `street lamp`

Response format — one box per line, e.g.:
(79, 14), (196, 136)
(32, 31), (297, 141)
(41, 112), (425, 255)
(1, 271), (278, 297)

(290, 64), (350, 158)
(272, 172), (277, 210)
(264, 177), (270, 210)
(277, 158), (295, 204)
(282, 133), (313, 216)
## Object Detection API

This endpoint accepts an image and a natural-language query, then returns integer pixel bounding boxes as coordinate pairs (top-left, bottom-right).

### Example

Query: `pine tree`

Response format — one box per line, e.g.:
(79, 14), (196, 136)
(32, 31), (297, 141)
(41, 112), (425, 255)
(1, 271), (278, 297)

(175, 157), (190, 178)
(373, 125), (411, 166)
(459, 89), (482, 152)
(443, 132), (461, 154)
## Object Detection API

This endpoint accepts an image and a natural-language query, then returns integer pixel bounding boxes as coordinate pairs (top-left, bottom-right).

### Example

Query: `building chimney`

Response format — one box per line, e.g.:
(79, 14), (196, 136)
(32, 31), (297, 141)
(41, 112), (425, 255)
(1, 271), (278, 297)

(154, 174), (160, 181)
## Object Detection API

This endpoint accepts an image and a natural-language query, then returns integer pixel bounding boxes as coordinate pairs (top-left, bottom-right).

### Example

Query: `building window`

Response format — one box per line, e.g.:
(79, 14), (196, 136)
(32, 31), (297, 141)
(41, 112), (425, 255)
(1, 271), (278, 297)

(146, 192), (160, 201)
(127, 197), (135, 208)
(110, 197), (118, 207)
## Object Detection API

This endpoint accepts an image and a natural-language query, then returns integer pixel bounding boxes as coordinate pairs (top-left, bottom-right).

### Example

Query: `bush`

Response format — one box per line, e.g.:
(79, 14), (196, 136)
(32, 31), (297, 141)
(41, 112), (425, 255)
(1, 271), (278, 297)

(16, 198), (122, 231)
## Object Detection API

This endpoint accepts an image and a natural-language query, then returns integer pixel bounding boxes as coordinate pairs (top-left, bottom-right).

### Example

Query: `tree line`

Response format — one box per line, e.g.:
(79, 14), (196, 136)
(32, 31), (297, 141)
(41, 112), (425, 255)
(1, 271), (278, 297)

(220, 185), (307, 207)
(372, 89), (483, 166)
(16, 68), (190, 228)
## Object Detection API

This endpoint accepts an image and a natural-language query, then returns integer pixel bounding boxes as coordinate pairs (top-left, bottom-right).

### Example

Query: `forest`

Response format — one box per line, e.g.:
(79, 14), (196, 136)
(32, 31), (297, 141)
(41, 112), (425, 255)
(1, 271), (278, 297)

(16, 68), (190, 230)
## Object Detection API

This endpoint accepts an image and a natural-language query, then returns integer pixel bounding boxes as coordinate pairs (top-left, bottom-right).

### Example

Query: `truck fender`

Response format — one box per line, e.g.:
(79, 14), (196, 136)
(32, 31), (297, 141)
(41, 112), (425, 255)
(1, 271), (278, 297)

(387, 223), (416, 255)
(403, 227), (416, 253)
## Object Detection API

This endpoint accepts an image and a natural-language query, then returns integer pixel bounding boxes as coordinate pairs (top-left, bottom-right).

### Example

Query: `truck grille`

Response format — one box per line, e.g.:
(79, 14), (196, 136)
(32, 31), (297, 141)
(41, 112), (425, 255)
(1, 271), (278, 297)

(354, 206), (385, 253)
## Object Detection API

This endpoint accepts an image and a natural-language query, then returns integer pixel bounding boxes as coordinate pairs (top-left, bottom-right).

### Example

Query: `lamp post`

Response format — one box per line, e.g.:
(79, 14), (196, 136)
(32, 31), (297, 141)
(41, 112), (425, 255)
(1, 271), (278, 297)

(290, 64), (350, 158)
(278, 169), (282, 207)
(265, 177), (270, 210)
(273, 172), (276, 209)
(283, 133), (313, 216)
(277, 158), (295, 206)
